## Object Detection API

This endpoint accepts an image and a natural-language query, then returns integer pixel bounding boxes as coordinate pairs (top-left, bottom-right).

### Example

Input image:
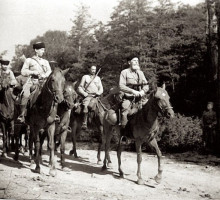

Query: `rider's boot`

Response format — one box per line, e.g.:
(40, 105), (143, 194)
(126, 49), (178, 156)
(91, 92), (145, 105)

(120, 112), (128, 129)
(81, 113), (88, 130)
(17, 105), (26, 123)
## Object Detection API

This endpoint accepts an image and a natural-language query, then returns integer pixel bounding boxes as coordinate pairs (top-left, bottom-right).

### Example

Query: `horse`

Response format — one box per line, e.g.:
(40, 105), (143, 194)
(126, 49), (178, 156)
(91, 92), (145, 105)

(0, 75), (16, 158)
(102, 84), (174, 185)
(69, 92), (116, 165)
(25, 67), (68, 176)
(41, 81), (78, 170)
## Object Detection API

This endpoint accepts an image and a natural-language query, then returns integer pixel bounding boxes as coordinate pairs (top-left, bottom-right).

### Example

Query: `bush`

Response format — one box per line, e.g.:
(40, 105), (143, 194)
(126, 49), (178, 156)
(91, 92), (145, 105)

(157, 113), (203, 152)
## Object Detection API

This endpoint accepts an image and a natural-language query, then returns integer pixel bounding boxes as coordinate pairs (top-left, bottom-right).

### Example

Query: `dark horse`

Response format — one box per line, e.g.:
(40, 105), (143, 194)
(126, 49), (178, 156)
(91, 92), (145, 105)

(102, 84), (174, 185)
(0, 76), (16, 157)
(25, 67), (68, 176)
(69, 94), (114, 165)
(42, 81), (78, 170)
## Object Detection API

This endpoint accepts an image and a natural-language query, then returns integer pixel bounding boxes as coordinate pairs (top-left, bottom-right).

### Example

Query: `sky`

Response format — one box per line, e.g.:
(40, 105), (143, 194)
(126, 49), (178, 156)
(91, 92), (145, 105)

(0, 0), (204, 59)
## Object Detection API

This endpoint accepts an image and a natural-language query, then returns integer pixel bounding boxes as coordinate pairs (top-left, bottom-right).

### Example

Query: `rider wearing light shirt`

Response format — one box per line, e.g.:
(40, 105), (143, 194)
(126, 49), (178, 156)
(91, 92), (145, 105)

(17, 42), (52, 123)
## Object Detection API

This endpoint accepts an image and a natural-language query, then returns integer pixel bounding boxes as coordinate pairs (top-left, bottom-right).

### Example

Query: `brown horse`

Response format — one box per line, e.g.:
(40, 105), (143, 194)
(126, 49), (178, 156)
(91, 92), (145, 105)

(102, 84), (174, 185)
(0, 76), (16, 157)
(25, 67), (68, 176)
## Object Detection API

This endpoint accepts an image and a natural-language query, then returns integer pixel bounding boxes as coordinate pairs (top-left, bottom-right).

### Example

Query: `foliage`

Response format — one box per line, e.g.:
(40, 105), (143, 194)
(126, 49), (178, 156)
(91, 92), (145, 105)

(157, 113), (203, 152)
(11, 0), (208, 115)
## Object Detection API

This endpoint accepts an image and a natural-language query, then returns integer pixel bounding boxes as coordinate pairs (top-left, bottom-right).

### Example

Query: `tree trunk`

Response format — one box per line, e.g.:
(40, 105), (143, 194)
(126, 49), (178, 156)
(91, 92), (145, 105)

(216, 0), (220, 154)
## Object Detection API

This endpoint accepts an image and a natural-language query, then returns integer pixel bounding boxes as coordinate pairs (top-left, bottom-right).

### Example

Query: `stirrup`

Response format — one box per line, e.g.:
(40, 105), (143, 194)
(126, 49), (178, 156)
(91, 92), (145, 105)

(17, 115), (25, 123)
(81, 123), (87, 130)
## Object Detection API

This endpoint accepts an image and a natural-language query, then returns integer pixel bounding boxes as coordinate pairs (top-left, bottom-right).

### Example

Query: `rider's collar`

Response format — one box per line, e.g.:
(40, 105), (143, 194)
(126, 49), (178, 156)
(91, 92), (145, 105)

(34, 55), (42, 60)
(129, 68), (138, 73)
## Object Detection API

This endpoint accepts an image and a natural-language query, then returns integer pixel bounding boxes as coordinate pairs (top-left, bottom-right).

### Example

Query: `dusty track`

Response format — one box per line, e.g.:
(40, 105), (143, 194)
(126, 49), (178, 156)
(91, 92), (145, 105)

(0, 143), (220, 200)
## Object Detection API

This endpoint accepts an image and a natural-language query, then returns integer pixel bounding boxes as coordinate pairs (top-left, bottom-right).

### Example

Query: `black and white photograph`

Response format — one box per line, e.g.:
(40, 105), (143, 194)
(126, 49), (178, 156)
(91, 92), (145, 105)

(0, 0), (220, 199)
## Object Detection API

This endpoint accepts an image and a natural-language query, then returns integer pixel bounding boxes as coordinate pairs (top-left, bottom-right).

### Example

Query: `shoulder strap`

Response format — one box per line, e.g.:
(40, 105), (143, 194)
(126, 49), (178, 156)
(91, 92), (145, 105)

(85, 68), (101, 91)
(31, 57), (46, 73)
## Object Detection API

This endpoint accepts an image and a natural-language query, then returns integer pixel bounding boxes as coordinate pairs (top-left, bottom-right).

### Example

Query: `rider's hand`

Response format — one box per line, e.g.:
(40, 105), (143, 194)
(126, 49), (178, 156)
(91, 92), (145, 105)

(139, 90), (145, 97)
(39, 74), (46, 79)
(84, 92), (88, 97)
(31, 71), (39, 76)
(95, 92), (101, 96)
(132, 90), (140, 97)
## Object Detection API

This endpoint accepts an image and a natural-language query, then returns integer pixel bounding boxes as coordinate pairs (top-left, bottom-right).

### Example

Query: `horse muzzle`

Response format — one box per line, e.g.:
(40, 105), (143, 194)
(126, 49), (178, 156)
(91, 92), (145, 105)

(165, 108), (174, 119)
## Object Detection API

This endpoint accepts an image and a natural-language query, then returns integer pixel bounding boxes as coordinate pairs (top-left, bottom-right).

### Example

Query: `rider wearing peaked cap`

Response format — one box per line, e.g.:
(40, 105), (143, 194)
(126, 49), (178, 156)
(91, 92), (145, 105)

(17, 42), (52, 123)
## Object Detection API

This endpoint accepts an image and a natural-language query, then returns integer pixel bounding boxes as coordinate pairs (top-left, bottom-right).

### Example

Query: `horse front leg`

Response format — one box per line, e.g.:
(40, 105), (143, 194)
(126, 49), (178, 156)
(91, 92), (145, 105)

(97, 125), (103, 165)
(149, 138), (163, 184)
(48, 122), (57, 177)
(69, 120), (78, 158)
(135, 139), (144, 185)
(102, 125), (113, 170)
(117, 137), (124, 178)
(34, 128), (41, 174)
(1, 122), (7, 157)
(28, 126), (34, 162)
(60, 129), (68, 171)
(13, 128), (20, 161)
(8, 120), (15, 152)
(24, 126), (29, 153)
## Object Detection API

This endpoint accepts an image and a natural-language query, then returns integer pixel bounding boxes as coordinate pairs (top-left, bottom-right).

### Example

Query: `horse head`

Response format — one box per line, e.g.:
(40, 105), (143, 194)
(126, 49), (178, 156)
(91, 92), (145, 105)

(0, 75), (11, 91)
(153, 83), (174, 118)
(46, 67), (69, 103)
(63, 81), (78, 109)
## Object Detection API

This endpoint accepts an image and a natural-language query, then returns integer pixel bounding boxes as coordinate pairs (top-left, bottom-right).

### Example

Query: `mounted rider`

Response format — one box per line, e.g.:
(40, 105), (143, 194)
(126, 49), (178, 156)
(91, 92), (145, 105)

(0, 56), (17, 88)
(78, 65), (103, 130)
(17, 42), (52, 123)
(119, 54), (149, 128)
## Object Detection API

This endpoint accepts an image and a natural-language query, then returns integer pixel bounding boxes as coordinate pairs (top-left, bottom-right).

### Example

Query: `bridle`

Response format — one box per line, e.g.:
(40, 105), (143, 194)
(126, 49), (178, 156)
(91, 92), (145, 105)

(157, 98), (173, 114)
(45, 73), (63, 102)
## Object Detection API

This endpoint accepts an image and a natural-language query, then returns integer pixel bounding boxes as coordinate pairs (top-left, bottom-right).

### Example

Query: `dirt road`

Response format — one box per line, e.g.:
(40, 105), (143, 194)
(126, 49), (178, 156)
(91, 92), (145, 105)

(0, 143), (220, 200)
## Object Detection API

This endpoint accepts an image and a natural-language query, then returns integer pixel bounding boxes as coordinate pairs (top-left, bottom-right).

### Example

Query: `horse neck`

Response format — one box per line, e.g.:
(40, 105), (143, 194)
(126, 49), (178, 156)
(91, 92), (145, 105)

(141, 95), (159, 126)
(0, 88), (14, 118)
(36, 81), (54, 114)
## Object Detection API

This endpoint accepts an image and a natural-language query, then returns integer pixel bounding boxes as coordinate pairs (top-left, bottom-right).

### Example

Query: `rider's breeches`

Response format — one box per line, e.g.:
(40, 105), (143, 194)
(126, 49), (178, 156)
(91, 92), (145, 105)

(121, 99), (131, 115)
(20, 80), (33, 105)
(21, 78), (39, 105)
(82, 96), (93, 113)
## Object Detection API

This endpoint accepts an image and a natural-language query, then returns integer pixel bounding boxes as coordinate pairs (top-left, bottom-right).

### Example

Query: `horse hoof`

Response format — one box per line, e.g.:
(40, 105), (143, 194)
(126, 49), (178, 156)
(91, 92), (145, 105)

(62, 167), (70, 172)
(137, 178), (144, 185)
(154, 175), (162, 184)
(102, 166), (107, 171)
(49, 169), (57, 177)
(24, 152), (29, 157)
(1, 153), (7, 158)
(97, 160), (102, 165)
(69, 150), (74, 155)
(107, 162), (113, 168)
(13, 155), (18, 161)
(35, 167), (41, 174)
(30, 160), (35, 168)
(119, 173), (124, 178)
(19, 146), (25, 154)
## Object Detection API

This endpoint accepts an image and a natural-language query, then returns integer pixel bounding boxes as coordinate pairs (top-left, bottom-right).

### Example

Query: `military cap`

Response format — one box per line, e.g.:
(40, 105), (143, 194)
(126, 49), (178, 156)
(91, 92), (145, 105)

(0, 57), (10, 65)
(126, 53), (139, 62)
(33, 42), (45, 49)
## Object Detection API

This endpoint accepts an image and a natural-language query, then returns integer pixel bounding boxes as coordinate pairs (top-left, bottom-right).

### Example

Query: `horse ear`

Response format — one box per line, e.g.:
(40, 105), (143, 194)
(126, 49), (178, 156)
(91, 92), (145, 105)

(72, 81), (78, 89)
(62, 68), (69, 76)
(162, 83), (166, 90)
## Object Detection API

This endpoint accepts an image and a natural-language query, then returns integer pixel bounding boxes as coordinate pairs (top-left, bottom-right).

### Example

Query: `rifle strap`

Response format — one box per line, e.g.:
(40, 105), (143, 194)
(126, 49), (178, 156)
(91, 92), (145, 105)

(31, 57), (47, 73)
